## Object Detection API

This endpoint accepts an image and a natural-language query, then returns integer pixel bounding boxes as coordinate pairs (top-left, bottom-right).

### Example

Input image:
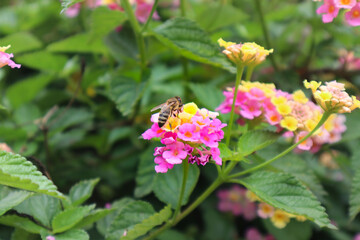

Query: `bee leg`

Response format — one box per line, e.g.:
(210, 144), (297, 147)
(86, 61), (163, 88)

(169, 122), (173, 130)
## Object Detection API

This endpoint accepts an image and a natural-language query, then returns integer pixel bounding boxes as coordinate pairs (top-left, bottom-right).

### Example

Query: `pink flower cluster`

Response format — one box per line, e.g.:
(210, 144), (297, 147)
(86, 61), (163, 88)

(217, 185), (257, 220)
(63, 0), (159, 23)
(216, 83), (283, 126)
(245, 228), (275, 240)
(0, 46), (21, 69)
(142, 103), (226, 173)
(216, 81), (347, 153)
(339, 50), (360, 71)
(316, 0), (360, 26)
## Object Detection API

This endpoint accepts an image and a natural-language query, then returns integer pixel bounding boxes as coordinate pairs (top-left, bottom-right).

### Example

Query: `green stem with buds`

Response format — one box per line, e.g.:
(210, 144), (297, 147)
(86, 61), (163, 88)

(121, 0), (147, 71)
(228, 111), (332, 178)
(141, 0), (159, 33)
(254, 0), (278, 71)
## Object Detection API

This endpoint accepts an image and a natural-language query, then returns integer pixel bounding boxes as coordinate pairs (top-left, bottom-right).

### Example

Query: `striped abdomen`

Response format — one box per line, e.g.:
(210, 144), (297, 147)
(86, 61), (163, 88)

(158, 107), (171, 128)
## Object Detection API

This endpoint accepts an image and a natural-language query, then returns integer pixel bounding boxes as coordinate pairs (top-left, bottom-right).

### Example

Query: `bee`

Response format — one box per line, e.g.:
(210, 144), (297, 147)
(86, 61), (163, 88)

(151, 96), (183, 128)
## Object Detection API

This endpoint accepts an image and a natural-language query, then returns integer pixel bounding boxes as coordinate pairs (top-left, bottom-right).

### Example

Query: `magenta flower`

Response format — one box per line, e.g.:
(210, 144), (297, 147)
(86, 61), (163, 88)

(46, 236), (56, 240)
(240, 100), (262, 119)
(135, 1), (160, 23)
(316, 0), (339, 23)
(65, 3), (81, 18)
(142, 102), (226, 173)
(245, 228), (263, 240)
(354, 233), (360, 240)
(345, 3), (360, 26)
(295, 131), (313, 151)
(0, 46), (21, 69)
(334, 0), (356, 9)
(177, 123), (199, 141)
(162, 142), (188, 164)
(217, 185), (256, 220)
(154, 156), (174, 173)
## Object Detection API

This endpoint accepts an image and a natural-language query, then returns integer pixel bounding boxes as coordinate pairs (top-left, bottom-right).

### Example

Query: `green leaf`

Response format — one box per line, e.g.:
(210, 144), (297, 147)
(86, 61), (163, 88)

(238, 171), (334, 229)
(16, 51), (68, 72)
(106, 76), (146, 117)
(0, 215), (47, 234)
(69, 178), (100, 206)
(96, 198), (134, 236)
(153, 164), (200, 208)
(350, 169), (360, 220)
(52, 205), (95, 233)
(0, 32), (42, 54)
(237, 130), (279, 157)
(47, 33), (107, 54)
(91, 7), (127, 39)
(218, 143), (242, 161)
(73, 208), (115, 229)
(272, 155), (327, 201)
(106, 201), (155, 240)
(11, 228), (37, 240)
(14, 194), (61, 227)
(193, 3), (248, 31)
(134, 146), (156, 198)
(157, 230), (192, 240)
(188, 83), (224, 111)
(41, 229), (89, 240)
(153, 17), (235, 73)
(0, 186), (32, 216)
(0, 151), (64, 199)
(6, 74), (53, 109)
(122, 205), (172, 240)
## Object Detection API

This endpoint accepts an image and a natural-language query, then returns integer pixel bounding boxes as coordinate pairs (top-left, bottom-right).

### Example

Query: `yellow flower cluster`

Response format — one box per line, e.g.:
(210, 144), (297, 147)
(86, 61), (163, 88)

(162, 102), (219, 131)
(271, 91), (323, 132)
(304, 80), (360, 113)
(218, 38), (273, 67)
(247, 191), (306, 229)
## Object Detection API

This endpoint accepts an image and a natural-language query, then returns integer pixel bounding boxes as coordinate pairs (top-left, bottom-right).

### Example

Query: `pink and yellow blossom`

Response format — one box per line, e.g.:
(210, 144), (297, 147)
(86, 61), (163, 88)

(0, 45), (21, 69)
(143, 102), (226, 173)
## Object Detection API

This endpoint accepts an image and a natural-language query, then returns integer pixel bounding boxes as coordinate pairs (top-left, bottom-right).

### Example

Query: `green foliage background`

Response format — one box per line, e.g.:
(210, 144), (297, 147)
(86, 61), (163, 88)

(0, 0), (360, 239)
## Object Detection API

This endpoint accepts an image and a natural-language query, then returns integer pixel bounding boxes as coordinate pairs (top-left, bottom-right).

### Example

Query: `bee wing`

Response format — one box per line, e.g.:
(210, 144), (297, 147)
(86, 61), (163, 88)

(151, 103), (165, 112)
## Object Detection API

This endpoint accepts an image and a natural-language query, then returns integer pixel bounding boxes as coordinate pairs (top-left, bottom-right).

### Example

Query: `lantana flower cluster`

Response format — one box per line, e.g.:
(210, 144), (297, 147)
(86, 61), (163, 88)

(216, 80), (347, 152)
(316, 0), (360, 26)
(218, 186), (306, 229)
(142, 102), (226, 173)
(218, 38), (273, 68)
(339, 49), (360, 71)
(217, 185), (257, 220)
(0, 45), (21, 69)
(64, 0), (160, 23)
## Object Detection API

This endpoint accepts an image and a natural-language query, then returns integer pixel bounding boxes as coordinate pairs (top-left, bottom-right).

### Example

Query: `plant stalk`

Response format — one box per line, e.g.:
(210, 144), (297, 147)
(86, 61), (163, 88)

(225, 65), (244, 147)
(121, 0), (147, 70)
(228, 111), (332, 178)
(254, 0), (278, 71)
(141, 0), (159, 33)
(172, 161), (189, 221)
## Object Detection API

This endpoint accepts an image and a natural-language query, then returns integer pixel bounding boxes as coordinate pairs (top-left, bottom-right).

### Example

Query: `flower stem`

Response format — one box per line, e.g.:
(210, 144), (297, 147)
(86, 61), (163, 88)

(144, 177), (223, 240)
(141, 0), (159, 33)
(254, 0), (278, 71)
(180, 0), (186, 16)
(245, 66), (255, 81)
(228, 112), (332, 179)
(172, 161), (189, 221)
(225, 65), (244, 147)
(121, 0), (147, 71)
